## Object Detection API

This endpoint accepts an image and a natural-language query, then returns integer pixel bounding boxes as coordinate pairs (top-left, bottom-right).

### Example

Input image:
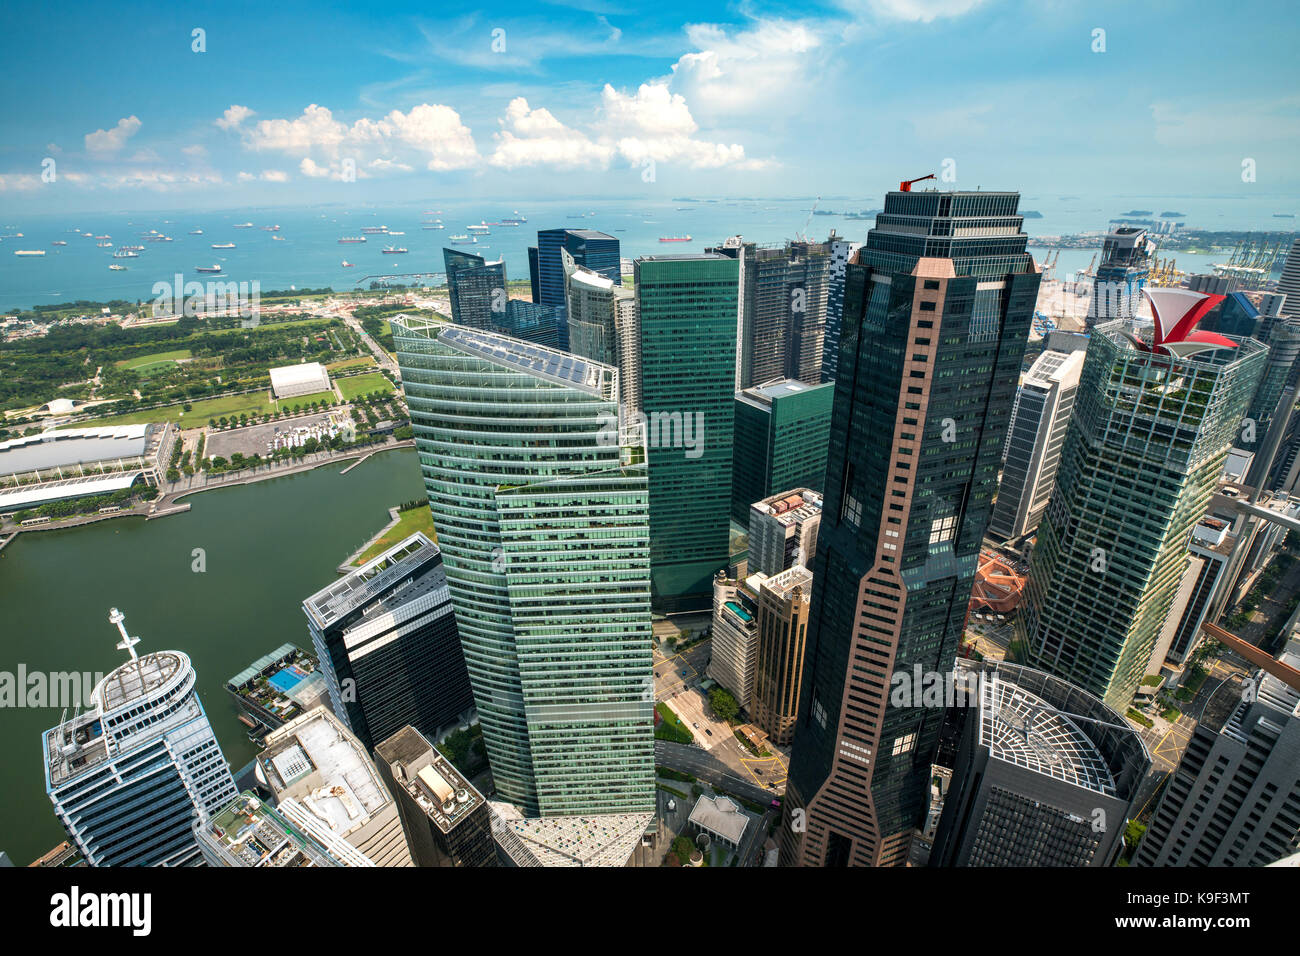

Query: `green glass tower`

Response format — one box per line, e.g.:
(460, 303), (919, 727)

(391, 318), (655, 819)
(634, 253), (739, 611)
(1020, 311), (1267, 711)
(732, 378), (834, 523)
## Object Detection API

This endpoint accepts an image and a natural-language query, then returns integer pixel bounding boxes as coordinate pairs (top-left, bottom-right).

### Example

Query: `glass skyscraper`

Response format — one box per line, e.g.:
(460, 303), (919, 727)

(635, 253), (739, 611)
(1020, 312), (1267, 711)
(392, 319), (655, 819)
(43, 609), (238, 866)
(781, 189), (1040, 867)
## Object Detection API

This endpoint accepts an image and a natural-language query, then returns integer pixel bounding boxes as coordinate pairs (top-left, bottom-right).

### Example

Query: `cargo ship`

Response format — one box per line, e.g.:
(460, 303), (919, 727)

(466, 222), (490, 234)
(51, 240), (67, 246)
(386, 230), (405, 236)
(109, 264), (127, 271)
(211, 242), (236, 249)
(658, 235), (692, 242)
(341, 260), (355, 268)
(449, 234), (475, 244)
(195, 264), (223, 273)
(233, 222), (254, 229)
(382, 245), (409, 254)
(189, 229), (204, 235)
(272, 235), (285, 241)
(112, 249), (139, 258)
(261, 224), (280, 231)
(361, 226), (389, 234)
(501, 213), (527, 224)
(338, 236), (366, 244)
(120, 244), (144, 251)
(13, 249), (46, 256)
(96, 241), (113, 248)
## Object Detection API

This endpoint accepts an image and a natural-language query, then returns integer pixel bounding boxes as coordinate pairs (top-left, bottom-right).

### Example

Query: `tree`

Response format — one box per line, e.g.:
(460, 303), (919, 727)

(165, 467), (180, 483)
(709, 687), (740, 723)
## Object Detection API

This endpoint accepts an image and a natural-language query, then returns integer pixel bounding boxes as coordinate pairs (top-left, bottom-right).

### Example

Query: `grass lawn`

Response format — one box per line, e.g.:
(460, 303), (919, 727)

(351, 507), (436, 565)
(115, 348), (193, 369)
(655, 702), (694, 744)
(78, 391), (275, 429)
(327, 356), (375, 372)
(338, 372), (395, 400)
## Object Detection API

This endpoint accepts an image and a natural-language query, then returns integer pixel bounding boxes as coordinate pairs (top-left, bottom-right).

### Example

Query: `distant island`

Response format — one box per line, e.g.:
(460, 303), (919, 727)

(1274, 213), (1295, 218)
(1159, 211), (1185, 217)
(1120, 209), (1153, 216)
(1021, 210), (1043, 218)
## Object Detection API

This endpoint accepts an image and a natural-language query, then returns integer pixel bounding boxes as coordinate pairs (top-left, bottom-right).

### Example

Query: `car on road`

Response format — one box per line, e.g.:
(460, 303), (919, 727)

(692, 722), (699, 729)
(705, 729), (713, 736)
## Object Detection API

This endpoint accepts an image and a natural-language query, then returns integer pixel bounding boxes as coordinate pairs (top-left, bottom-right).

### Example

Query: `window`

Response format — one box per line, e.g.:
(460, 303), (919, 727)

(892, 732), (917, 756)
(929, 514), (957, 545)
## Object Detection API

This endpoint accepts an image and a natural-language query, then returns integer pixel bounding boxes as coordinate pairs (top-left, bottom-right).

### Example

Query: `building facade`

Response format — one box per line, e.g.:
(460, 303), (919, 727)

(393, 320), (656, 820)
(1088, 226), (1154, 326)
(752, 565), (813, 746)
(373, 725), (496, 867)
(564, 249), (641, 414)
(748, 489), (822, 577)
(1020, 300), (1267, 711)
(930, 661), (1150, 866)
(303, 532), (473, 753)
(1135, 634), (1300, 866)
(732, 379), (834, 524)
(821, 233), (864, 384)
(987, 347), (1086, 541)
(43, 609), (238, 866)
(781, 189), (1041, 867)
(708, 571), (762, 708)
(635, 253), (739, 610)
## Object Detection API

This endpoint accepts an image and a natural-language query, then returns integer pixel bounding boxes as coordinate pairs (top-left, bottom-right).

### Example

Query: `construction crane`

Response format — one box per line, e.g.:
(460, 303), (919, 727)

(899, 174), (936, 192)
(798, 196), (821, 241)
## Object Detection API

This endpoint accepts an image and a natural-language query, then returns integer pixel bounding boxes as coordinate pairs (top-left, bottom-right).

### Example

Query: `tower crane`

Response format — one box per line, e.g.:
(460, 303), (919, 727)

(798, 196), (821, 241)
(899, 173), (936, 192)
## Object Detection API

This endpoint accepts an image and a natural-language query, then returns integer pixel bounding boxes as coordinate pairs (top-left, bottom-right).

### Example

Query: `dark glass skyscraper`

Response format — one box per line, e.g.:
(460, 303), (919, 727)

(533, 228), (621, 307)
(635, 253), (739, 611)
(781, 189), (1040, 867)
(444, 248), (506, 331)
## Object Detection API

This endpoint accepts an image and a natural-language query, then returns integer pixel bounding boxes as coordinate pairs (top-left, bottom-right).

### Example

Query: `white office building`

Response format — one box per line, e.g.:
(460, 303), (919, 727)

(269, 361), (332, 400)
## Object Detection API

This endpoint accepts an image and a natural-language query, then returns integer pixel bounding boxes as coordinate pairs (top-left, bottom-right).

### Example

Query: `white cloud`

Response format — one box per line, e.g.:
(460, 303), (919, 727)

(84, 116), (142, 155)
(489, 97), (613, 170)
(260, 169), (289, 182)
(244, 103), (477, 172)
(0, 174), (41, 191)
(669, 19), (824, 119)
(487, 85), (762, 171)
(216, 105), (256, 130)
(182, 144), (208, 158)
(843, 0), (987, 22)
(237, 171), (255, 182)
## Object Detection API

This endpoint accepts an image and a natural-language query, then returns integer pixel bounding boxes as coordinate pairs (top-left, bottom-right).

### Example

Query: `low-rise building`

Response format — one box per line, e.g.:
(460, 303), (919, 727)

(269, 361), (331, 400)
(688, 794), (751, 850)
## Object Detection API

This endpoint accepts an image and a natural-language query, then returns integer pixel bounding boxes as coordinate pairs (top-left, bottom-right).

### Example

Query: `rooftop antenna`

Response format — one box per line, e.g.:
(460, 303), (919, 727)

(109, 607), (140, 660)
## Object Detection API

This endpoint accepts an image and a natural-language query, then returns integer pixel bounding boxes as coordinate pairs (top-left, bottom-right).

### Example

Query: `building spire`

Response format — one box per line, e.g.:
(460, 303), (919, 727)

(109, 607), (140, 660)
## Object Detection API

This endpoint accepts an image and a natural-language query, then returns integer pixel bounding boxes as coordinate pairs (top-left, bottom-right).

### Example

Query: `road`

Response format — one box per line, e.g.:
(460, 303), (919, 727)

(339, 311), (401, 377)
(654, 741), (782, 804)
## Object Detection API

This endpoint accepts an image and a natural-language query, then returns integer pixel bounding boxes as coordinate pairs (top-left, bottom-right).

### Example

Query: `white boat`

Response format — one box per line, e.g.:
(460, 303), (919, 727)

(14, 249), (46, 256)
(109, 264), (127, 271)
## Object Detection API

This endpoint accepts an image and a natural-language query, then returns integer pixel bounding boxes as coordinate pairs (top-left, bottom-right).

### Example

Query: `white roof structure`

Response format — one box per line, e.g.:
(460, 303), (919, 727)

(0, 424), (151, 475)
(0, 471), (140, 513)
(688, 794), (751, 845)
(488, 801), (652, 867)
(269, 362), (331, 398)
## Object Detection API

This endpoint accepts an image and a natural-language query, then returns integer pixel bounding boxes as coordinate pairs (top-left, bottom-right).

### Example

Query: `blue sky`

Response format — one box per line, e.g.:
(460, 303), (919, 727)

(1, 0), (1297, 211)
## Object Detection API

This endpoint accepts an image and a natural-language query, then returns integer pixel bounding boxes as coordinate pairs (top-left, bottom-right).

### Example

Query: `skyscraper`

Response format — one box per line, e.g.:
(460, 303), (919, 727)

(303, 532), (474, 753)
(930, 661), (1150, 867)
(708, 570), (761, 709)
(1088, 226), (1154, 326)
(373, 725), (496, 867)
(392, 320), (656, 821)
(563, 249), (640, 414)
(732, 378), (834, 524)
(195, 790), (373, 867)
(781, 189), (1041, 867)
(444, 248), (506, 331)
(752, 565), (814, 746)
(1276, 238), (1300, 319)
(1020, 292), (1267, 711)
(987, 347), (1086, 541)
(256, 706), (413, 866)
(44, 609), (238, 866)
(1135, 633), (1300, 866)
(821, 233), (863, 384)
(635, 253), (738, 610)
(709, 238), (832, 388)
(533, 227), (621, 313)
(748, 488), (822, 577)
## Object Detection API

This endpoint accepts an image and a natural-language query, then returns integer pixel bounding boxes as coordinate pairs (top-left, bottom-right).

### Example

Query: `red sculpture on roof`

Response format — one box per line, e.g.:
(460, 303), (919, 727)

(1122, 288), (1237, 359)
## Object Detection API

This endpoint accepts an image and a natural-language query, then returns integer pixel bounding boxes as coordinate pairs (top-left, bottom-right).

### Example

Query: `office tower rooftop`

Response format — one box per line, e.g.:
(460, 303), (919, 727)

(195, 791), (372, 867)
(752, 564), (814, 746)
(931, 661), (1150, 867)
(256, 706), (412, 866)
(748, 488), (822, 577)
(373, 725), (495, 867)
(489, 801), (652, 867)
(44, 608), (237, 867)
(303, 531), (473, 752)
(225, 643), (330, 732)
(709, 570), (763, 708)
(564, 250), (641, 415)
(393, 318), (655, 826)
(782, 188), (1040, 868)
(1274, 238), (1300, 318)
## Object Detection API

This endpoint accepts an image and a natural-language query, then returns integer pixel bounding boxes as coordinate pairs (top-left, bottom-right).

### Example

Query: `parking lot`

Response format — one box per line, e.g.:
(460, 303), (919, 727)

(205, 411), (342, 460)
